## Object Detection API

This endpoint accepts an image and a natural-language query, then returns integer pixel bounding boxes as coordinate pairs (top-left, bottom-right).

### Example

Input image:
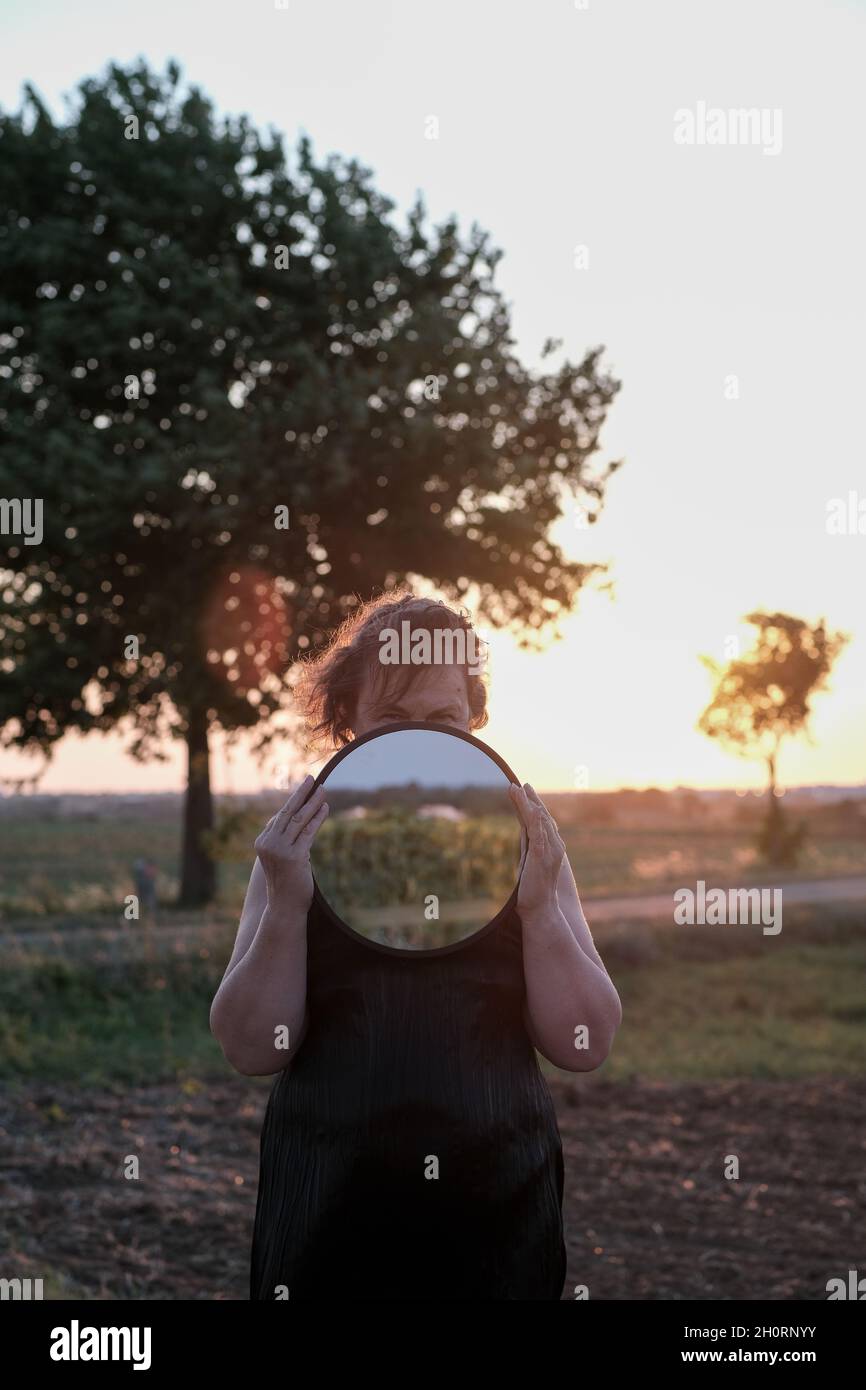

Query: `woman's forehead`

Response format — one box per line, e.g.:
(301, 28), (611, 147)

(362, 658), (470, 708)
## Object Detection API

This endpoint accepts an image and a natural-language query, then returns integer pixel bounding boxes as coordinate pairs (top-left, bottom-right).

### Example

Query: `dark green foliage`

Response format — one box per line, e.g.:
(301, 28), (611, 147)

(0, 60), (621, 901)
(313, 810), (517, 909)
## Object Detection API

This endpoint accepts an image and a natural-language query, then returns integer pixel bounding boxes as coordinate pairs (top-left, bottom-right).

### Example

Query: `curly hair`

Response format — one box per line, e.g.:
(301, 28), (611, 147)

(292, 589), (489, 751)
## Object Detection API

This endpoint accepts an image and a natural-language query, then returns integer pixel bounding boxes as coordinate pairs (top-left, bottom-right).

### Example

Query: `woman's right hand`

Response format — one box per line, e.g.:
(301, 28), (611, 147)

(254, 775), (329, 913)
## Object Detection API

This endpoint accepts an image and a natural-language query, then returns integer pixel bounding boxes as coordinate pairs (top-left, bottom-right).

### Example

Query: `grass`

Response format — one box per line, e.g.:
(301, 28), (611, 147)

(539, 902), (866, 1083)
(590, 941), (866, 1081)
(2, 902), (864, 1089)
(0, 946), (229, 1089)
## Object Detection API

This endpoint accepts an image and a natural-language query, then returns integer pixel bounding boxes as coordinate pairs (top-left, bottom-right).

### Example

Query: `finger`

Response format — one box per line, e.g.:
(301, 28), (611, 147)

(283, 783), (327, 841)
(533, 804), (561, 854)
(515, 786), (554, 863)
(282, 783), (326, 838)
(523, 821), (545, 861)
(526, 783), (559, 832)
(544, 821), (565, 869)
(527, 796), (547, 843)
(544, 822), (563, 864)
(274, 774), (316, 830)
(508, 782), (531, 831)
(257, 810), (284, 845)
(296, 801), (329, 844)
(511, 783), (544, 840)
(525, 798), (552, 854)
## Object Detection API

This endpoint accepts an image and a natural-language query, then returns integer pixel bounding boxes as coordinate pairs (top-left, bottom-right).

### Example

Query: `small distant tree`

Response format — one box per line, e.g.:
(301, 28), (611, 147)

(698, 612), (848, 866)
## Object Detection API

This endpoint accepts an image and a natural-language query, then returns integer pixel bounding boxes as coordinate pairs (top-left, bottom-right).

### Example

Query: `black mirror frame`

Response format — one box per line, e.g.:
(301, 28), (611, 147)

(310, 721), (524, 959)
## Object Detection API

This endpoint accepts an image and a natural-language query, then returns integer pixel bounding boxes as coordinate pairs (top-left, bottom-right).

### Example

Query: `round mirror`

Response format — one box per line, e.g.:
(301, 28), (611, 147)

(310, 723), (524, 955)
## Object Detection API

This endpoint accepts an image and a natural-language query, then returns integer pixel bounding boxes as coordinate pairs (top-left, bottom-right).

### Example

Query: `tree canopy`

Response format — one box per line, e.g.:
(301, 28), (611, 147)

(698, 611), (848, 790)
(0, 60), (622, 901)
(698, 611), (848, 865)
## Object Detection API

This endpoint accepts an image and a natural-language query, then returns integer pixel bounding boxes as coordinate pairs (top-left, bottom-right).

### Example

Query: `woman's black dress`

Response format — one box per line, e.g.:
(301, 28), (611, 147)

(249, 895), (567, 1300)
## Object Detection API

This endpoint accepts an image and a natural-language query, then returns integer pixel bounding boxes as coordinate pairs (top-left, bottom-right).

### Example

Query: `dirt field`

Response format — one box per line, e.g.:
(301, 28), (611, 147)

(2, 1073), (863, 1300)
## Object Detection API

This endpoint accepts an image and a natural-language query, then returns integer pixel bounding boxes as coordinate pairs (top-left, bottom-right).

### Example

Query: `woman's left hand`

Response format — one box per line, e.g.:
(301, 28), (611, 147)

(509, 782), (566, 923)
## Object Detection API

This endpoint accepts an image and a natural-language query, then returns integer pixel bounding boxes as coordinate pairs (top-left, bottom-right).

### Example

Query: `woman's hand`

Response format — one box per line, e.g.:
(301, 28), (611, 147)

(509, 782), (566, 924)
(254, 775), (329, 913)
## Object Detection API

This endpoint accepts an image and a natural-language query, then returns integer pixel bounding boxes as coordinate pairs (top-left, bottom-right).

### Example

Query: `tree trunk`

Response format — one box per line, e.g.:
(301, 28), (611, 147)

(766, 751), (777, 799)
(179, 705), (216, 907)
(761, 750), (784, 864)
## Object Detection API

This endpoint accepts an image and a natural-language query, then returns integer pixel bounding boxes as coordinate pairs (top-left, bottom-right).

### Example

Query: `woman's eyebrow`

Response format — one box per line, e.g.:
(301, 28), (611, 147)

(379, 703), (459, 719)
(375, 693), (462, 717)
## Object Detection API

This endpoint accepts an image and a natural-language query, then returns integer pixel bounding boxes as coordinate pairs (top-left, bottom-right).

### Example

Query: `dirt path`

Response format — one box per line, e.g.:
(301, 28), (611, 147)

(583, 875), (866, 922)
(2, 1075), (863, 1300)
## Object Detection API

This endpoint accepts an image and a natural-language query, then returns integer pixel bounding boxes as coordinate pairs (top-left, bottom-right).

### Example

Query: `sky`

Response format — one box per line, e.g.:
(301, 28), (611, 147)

(1, 0), (864, 794)
(319, 729), (511, 791)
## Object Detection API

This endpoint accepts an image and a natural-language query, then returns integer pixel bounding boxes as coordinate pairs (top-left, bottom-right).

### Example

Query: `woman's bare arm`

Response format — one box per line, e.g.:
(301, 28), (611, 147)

(553, 852), (610, 974)
(210, 893), (310, 1076)
(511, 784), (622, 1072)
(220, 856), (269, 983)
(209, 778), (327, 1076)
(521, 901), (621, 1072)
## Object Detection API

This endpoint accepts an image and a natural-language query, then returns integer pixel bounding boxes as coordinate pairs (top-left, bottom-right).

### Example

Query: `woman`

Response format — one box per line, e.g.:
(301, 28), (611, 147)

(210, 591), (622, 1300)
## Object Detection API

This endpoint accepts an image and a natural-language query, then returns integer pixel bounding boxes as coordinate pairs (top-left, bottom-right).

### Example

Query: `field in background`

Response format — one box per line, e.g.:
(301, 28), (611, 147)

(1, 788), (864, 921)
(1, 790), (863, 1299)
(1, 789), (863, 1083)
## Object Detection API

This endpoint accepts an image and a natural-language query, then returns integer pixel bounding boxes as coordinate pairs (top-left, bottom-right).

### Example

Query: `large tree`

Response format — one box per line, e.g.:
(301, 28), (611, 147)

(0, 61), (622, 904)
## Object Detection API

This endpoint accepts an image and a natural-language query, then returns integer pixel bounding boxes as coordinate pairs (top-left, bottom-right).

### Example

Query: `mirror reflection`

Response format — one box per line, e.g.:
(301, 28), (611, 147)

(311, 727), (522, 952)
